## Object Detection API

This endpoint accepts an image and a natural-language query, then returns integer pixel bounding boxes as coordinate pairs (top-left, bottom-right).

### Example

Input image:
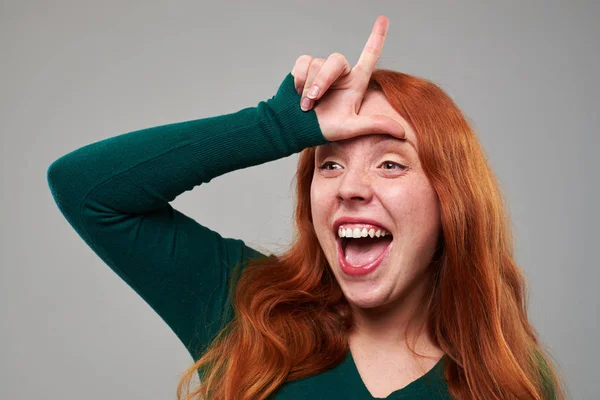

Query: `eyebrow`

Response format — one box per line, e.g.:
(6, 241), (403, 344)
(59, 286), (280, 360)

(372, 134), (416, 151)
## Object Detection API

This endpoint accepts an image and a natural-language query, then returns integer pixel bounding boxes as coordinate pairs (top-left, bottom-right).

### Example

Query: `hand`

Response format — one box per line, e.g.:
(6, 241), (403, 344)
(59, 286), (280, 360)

(291, 15), (406, 142)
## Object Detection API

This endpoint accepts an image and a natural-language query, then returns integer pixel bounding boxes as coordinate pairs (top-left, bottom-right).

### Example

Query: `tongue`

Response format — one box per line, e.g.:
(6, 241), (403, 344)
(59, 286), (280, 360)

(344, 237), (392, 267)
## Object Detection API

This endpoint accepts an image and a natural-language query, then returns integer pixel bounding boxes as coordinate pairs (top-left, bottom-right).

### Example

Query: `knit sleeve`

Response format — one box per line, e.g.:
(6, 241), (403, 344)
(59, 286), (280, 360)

(46, 72), (327, 361)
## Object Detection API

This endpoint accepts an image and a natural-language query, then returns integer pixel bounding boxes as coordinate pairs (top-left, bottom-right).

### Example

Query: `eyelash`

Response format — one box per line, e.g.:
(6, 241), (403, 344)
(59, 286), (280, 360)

(318, 161), (407, 171)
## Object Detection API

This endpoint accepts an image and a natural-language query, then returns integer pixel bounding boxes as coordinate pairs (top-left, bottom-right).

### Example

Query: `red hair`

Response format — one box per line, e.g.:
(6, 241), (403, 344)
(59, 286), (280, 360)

(176, 69), (566, 399)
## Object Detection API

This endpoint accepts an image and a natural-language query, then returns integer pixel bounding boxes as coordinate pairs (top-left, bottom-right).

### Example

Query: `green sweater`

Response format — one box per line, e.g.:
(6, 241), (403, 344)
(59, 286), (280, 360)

(47, 72), (451, 399)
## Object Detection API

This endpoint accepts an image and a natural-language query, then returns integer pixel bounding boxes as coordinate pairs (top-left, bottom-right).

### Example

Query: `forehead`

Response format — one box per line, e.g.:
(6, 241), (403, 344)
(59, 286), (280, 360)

(317, 91), (418, 155)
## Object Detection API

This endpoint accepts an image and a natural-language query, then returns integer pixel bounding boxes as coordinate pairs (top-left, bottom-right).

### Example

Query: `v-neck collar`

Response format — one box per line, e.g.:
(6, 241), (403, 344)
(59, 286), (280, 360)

(344, 349), (449, 399)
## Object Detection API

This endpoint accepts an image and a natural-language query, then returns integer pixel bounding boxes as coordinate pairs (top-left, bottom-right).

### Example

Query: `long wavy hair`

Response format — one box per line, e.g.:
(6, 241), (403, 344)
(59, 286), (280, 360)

(176, 69), (566, 399)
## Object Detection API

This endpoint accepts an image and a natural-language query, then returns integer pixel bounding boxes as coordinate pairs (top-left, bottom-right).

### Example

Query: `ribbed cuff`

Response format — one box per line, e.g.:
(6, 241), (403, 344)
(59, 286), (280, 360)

(265, 72), (329, 153)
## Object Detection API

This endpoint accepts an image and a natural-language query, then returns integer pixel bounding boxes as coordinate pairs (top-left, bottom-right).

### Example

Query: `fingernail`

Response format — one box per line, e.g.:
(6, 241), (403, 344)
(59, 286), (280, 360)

(301, 97), (311, 111)
(307, 85), (319, 99)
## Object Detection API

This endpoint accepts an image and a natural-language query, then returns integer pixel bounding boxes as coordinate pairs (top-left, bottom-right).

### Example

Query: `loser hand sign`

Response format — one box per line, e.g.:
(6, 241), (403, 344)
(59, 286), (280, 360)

(291, 15), (406, 142)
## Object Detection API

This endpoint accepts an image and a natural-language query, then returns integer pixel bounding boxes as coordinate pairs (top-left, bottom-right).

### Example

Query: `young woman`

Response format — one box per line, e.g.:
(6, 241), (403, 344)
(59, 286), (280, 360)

(47, 15), (564, 400)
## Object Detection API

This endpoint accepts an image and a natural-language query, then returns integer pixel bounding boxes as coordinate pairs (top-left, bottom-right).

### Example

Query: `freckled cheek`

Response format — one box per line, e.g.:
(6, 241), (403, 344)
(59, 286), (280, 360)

(392, 191), (440, 238)
(311, 184), (337, 206)
(377, 185), (426, 227)
(376, 185), (408, 207)
(310, 186), (333, 230)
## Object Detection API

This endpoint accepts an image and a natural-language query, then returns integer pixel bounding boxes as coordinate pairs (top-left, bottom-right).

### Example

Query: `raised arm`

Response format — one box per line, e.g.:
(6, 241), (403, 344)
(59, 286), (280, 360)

(46, 72), (327, 360)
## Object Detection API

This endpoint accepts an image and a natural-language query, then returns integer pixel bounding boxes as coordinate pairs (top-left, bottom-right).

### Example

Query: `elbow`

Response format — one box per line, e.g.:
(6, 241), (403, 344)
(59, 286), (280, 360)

(46, 154), (82, 218)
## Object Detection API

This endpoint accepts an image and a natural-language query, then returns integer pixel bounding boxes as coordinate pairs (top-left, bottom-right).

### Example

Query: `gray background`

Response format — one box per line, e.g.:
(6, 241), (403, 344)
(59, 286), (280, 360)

(1, 1), (597, 399)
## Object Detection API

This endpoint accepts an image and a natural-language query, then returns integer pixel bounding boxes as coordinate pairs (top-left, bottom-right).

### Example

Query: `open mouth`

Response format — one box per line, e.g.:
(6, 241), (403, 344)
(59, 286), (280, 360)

(339, 234), (394, 268)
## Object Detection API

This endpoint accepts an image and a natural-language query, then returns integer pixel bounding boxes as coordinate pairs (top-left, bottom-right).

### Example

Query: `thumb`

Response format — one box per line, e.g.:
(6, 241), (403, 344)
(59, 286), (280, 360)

(344, 114), (406, 140)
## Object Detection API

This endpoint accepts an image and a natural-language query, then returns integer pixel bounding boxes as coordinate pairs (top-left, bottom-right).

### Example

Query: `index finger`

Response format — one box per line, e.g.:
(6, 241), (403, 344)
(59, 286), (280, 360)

(353, 15), (389, 83)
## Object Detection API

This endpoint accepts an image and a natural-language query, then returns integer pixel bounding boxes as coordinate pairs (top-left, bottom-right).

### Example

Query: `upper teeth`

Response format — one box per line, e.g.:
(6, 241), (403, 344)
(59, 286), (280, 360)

(337, 226), (391, 239)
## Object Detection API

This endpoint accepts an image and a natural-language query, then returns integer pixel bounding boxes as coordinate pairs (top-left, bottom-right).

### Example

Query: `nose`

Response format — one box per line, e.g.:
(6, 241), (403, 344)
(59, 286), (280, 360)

(337, 167), (374, 204)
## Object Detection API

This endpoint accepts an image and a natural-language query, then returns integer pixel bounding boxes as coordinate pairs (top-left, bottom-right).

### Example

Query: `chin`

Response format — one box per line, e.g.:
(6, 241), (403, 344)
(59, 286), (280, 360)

(345, 294), (387, 310)
(337, 279), (392, 309)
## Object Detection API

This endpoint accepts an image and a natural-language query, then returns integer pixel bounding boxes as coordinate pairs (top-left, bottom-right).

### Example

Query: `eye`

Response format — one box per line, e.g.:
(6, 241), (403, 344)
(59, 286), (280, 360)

(380, 161), (407, 170)
(317, 161), (407, 171)
(318, 161), (341, 170)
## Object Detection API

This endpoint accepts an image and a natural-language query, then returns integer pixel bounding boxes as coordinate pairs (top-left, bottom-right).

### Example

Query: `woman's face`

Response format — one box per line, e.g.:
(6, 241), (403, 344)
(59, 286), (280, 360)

(310, 91), (442, 310)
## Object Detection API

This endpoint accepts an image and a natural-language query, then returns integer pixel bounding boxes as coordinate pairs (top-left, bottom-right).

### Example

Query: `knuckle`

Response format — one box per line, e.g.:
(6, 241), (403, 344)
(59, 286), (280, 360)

(330, 52), (347, 63)
(294, 55), (312, 74)
(293, 55), (312, 84)
(307, 59), (324, 75)
(296, 54), (312, 63)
